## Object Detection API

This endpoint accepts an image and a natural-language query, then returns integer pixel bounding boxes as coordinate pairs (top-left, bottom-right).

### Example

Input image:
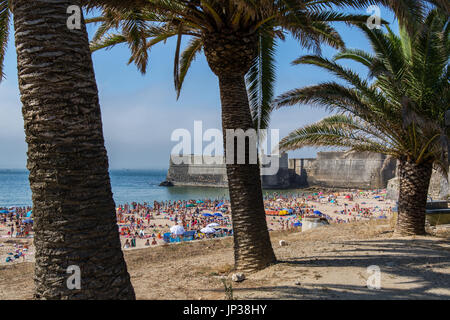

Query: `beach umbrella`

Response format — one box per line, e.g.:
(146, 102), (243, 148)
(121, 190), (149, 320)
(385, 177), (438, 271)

(186, 204), (195, 207)
(213, 212), (223, 217)
(293, 222), (302, 227)
(200, 227), (216, 234)
(196, 200), (204, 204)
(170, 225), (185, 235)
(26, 210), (32, 217)
(0, 210), (9, 214)
(207, 223), (220, 228)
(313, 210), (323, 216)
(202, 213), (213, 217)
(23, 218), (33, 223)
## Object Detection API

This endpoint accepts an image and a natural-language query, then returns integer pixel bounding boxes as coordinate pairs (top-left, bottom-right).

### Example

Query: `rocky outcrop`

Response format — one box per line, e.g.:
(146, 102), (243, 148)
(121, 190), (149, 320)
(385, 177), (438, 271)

(387, 168), (450, 201)
(428, 169), (450, 200)
(386, 177), (400, 200)
(159, 180), (174, 187)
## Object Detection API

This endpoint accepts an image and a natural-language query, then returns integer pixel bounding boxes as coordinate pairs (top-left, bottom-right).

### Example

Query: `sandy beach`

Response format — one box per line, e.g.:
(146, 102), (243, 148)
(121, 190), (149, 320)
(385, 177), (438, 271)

(1, 219), (449, 300)
(0, 189), (395, 266)
(1, 189), (449, 300)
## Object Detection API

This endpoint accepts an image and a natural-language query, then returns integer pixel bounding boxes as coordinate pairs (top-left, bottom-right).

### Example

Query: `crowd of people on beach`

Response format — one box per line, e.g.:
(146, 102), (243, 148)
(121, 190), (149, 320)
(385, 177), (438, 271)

(0, 207), (33, 263)
(115, 199), (234, 247)
(0, 189), (394, 260)
(0, 207), (33, 238)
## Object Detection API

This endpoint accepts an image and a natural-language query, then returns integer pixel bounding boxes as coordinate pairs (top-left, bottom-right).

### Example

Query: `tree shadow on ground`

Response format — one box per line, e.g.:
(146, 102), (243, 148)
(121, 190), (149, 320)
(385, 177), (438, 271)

(204, 238), (450, 299)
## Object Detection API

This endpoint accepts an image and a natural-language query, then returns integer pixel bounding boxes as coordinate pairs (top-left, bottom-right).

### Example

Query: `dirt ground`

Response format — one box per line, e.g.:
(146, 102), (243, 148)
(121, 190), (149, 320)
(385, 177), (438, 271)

(1, 220), (449, 300)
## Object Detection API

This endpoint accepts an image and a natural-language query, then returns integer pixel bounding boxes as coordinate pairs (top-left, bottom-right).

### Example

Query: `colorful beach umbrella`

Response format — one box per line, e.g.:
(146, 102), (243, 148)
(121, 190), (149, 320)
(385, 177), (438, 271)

(170, 225), (185, 235)
(200, 227), (216, 234)
(207, 223), (220, 228)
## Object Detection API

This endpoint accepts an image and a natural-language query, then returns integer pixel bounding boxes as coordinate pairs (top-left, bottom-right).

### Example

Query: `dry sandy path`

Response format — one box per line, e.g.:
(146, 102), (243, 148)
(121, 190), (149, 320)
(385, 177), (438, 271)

(1, 221), (449, 300)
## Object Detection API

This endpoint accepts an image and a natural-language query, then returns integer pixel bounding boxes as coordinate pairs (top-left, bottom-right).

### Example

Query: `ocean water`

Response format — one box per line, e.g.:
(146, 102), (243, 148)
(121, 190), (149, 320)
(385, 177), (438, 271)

(0, 169), (309, 207)
(0, 169), (230, 207)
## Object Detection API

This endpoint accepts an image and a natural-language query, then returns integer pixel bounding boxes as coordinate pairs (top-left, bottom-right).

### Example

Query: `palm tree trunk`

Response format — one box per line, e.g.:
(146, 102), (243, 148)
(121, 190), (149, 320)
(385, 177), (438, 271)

(395, 160), (433, 236)
(12, 0), (135, 299)
(218, 73), (277, 272)
(203, 31), (276, 272)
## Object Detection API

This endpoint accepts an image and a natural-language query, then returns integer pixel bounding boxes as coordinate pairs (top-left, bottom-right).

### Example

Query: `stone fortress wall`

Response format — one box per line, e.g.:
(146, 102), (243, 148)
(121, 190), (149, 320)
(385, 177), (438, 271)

(288, 152), (397, 189)
(164, 151), (398, 190)
(164, 152), (449, 201)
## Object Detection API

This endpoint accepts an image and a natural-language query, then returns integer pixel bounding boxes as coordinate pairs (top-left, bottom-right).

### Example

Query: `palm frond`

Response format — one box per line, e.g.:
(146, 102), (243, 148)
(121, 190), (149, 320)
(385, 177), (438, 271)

(246, 27), (277, 131)
(0, 0), (10, 81)
(277, 9), (449, 167)
(175, 36), (203, 98)
(280, 115), (397, 156)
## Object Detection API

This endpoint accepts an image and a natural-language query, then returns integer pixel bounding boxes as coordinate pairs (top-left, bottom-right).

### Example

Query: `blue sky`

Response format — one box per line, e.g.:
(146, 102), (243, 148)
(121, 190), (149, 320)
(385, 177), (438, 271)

(0, 6), (397, 170)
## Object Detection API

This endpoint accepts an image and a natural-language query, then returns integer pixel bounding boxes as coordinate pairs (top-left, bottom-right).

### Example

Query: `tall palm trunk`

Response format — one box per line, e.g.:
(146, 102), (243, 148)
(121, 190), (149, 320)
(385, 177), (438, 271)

(12, 0), (135, 299)
(395, 160), (433, 236)
(203, 31), (276, 272)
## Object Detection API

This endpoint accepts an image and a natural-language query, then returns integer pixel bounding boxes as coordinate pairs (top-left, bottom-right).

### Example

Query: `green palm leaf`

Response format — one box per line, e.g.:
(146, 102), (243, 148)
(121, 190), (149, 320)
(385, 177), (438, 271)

(0, 0), (10, 81)
(277, 9), (449, 172)
(246, 27), (277, 132)
(176, 37), (203, 98)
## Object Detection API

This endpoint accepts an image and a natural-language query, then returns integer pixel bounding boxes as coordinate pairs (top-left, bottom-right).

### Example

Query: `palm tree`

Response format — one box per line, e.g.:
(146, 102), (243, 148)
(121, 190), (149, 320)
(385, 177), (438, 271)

(85, 0), (402, 273)
(274, 9), (449, 236)
(8, 0), (135, 299)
